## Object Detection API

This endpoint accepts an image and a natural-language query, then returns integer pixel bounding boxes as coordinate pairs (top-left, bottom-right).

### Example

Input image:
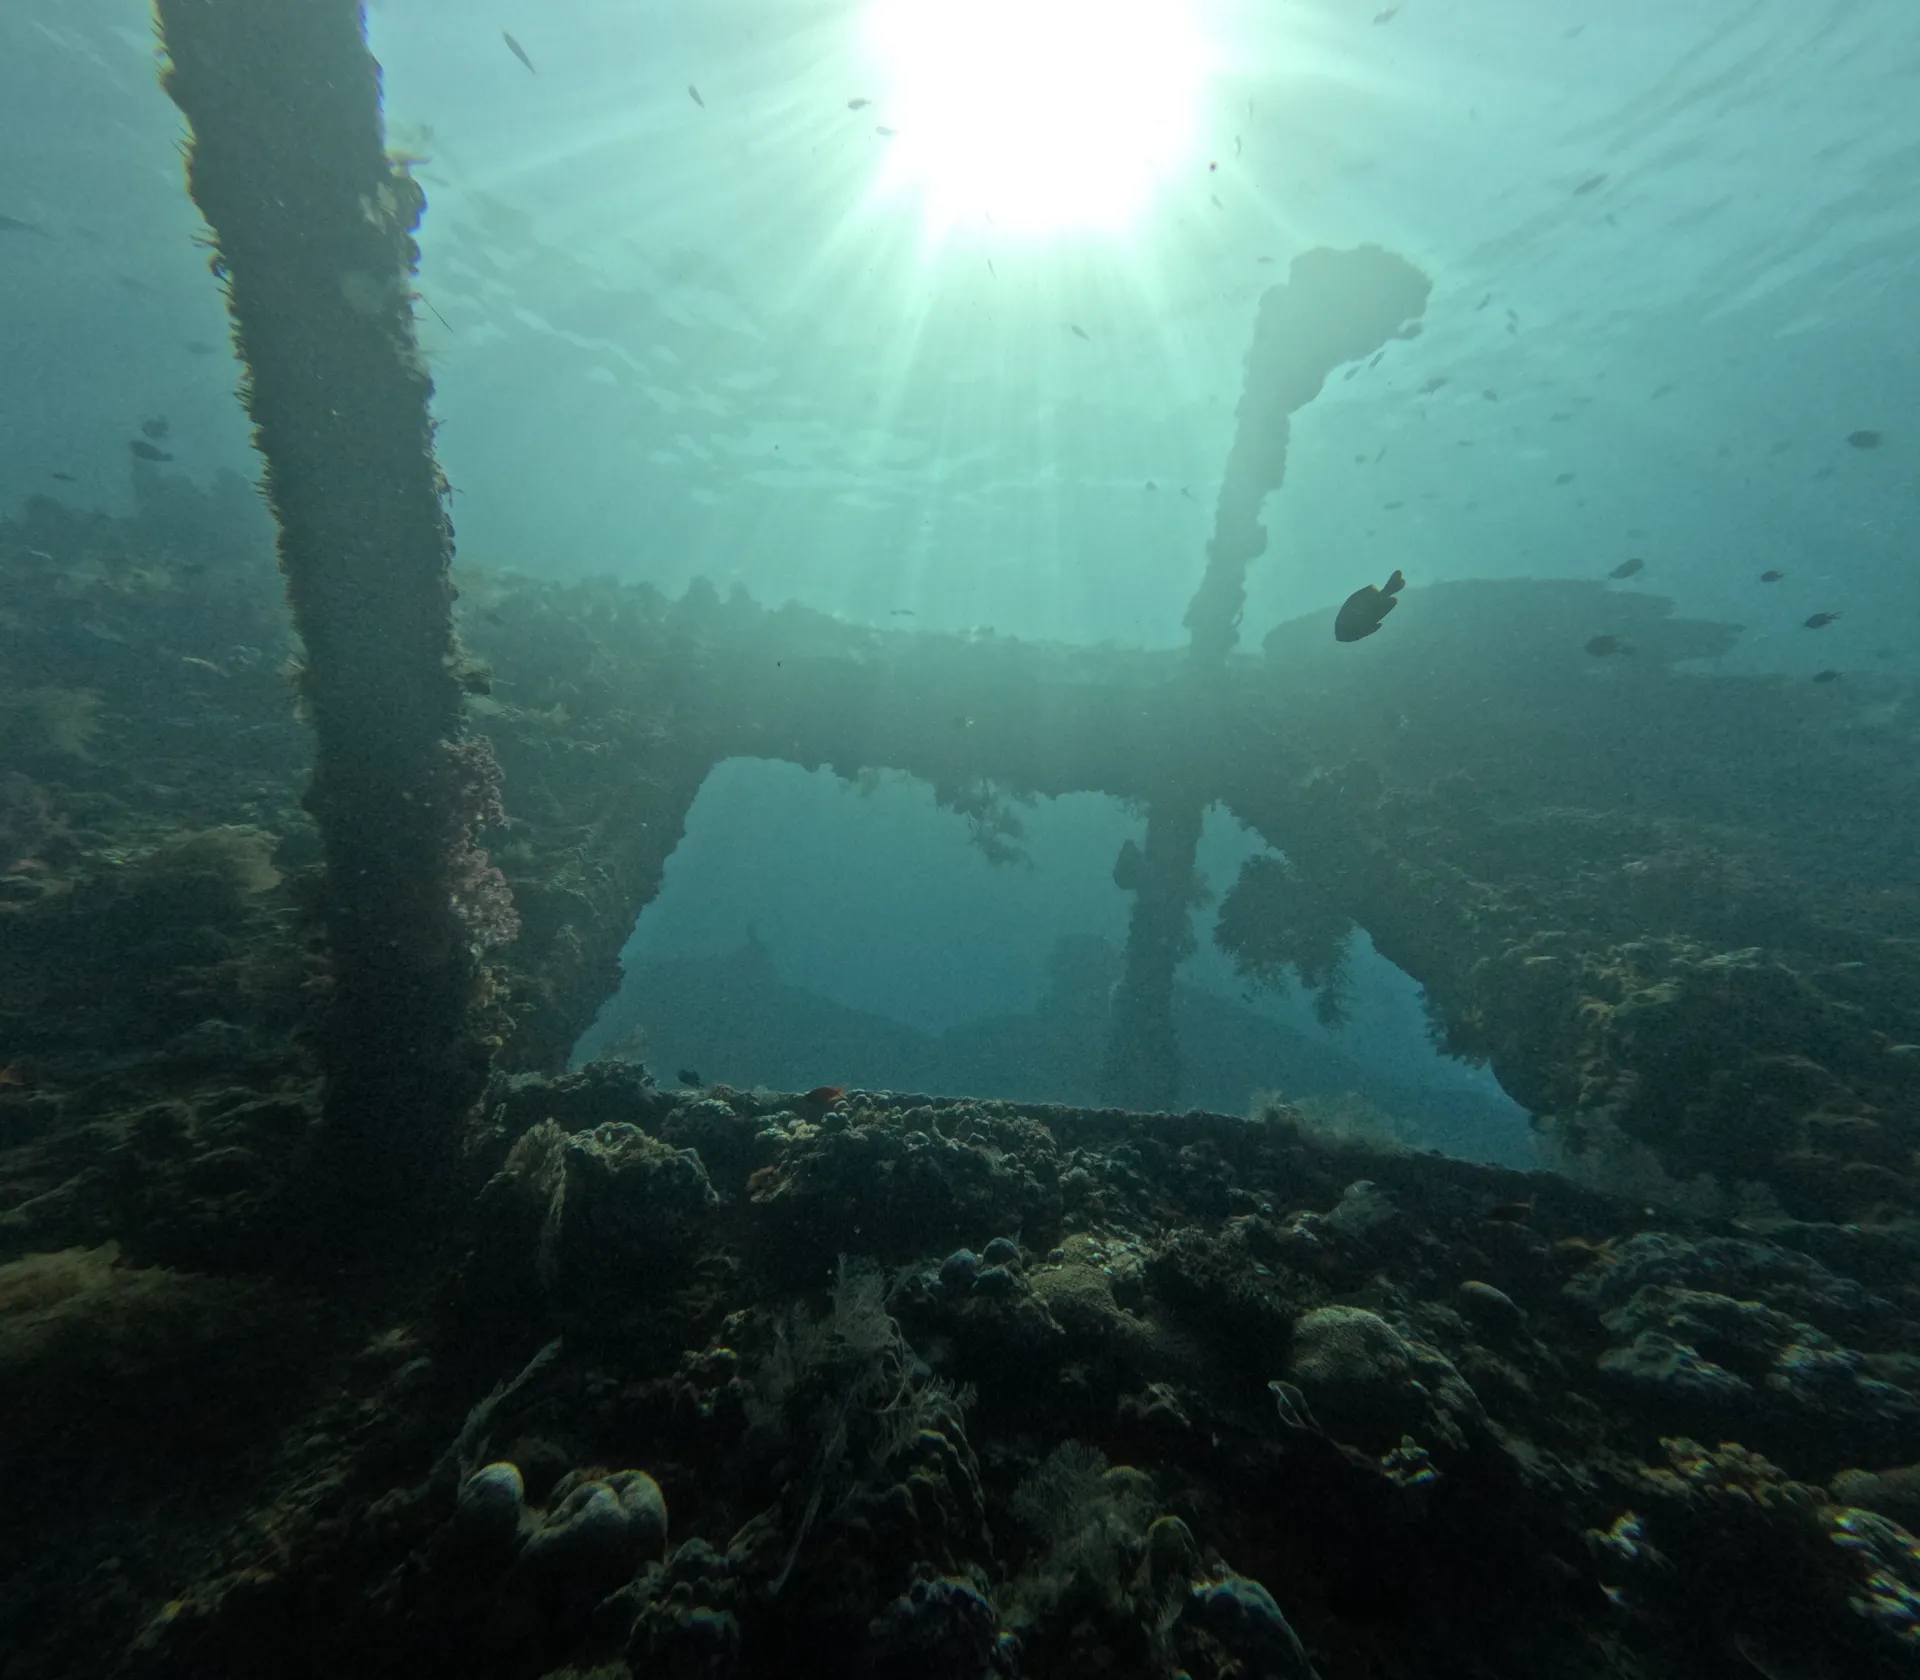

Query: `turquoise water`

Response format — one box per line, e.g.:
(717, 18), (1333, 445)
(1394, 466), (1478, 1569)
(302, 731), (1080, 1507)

(4, 0), (1914, 1152)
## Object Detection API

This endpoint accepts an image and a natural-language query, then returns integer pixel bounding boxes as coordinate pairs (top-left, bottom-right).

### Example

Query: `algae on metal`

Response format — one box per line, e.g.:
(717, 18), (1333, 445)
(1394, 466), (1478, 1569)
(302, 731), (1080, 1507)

(154, 0), (497, 1208)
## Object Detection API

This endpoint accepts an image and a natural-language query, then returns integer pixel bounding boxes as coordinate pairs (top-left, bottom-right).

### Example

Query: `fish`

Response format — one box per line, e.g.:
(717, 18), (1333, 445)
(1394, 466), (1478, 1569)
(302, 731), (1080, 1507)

(1573, 173), (1608, 195)
(1846, 429), (1882, 449)
(1483, 1200), (1534, 1223)
(1474, 292), (1492, 311)
(1417, 376), (1448, 395)
(1069, 324), (1089, 340)
(501, 31), (535, 73)
(1585, 635), (1629, 657)
(1334, 569), (1406, 643)
(889, 608), (915, 616)
(184, 340), (219, 355)
(1609, 557), (1644, 579)
(847, 97), (871, 110)
(1803, 612), (1840, 629)
(676, 1067), (703, 1086)
(1145, 481), (1158, 491)
(1482, 389), (1499, 401)
(1, 213), (42, 235)
(128, 439), (172, 462)
(50, 472), (74, 482)
(1812, 668), (1842, 683)
(688, 84), (705, 108)
(141, 416), (169, 440)
(874, 125), (896, 137)
(1553, 472), (1575, 486)
(986, 259), (996, 278)
(804, 1084), (847, 1105)
(1759, 569), (1785, 582)
(1373, 6), (1399, 21)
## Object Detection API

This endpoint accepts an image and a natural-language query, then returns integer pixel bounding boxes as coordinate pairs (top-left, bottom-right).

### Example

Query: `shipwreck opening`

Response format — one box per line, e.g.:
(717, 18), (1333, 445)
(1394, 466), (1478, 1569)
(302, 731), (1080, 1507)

(576, 759), (1531, 1163)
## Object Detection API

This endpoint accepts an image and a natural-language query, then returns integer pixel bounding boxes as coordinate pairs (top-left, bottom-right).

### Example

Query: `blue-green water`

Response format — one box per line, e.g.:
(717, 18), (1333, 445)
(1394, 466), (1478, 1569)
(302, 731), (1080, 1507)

(3, 0), (1914, 1158)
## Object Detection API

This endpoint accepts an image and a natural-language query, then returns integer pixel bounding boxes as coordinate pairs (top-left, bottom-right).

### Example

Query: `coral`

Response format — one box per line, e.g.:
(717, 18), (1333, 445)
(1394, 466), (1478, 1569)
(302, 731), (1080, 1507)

(0, 685), (103, 761)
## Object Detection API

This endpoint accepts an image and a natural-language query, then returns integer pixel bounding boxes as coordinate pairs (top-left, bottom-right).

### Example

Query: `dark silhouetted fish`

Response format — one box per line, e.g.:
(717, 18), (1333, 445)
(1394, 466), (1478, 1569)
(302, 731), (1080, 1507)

(1812, 668), (1841, 683)
(1847, 429), (1881, 449)
(1759, 569), (1785, 582)
(1609, 557), (1643, 579)
(875, 125), (896, 137)
(688, 84), (705, 107)
(1417, 376), (1448, 394)
(1069, 324), (1089, 340)
(51, 471), (74, 482)
(1585, 635), (1628, 657)
(1335, 569), (1405, 642)
(128, 439), (172, 462)
(1, 213), (42, 235)
(1804, 612), (1840, 629)
(1573, 173), (1608, 195)
(847, 97), (871, 110)
(1553, 472), (1575, 486)
(501, 32), (535, 73)
(677, 1067), (702, 1086)
(141, 415), (169, 440)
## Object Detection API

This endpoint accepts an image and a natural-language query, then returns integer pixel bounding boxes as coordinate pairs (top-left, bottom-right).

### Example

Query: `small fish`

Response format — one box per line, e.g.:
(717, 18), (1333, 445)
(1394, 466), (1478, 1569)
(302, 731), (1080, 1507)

(1846, 429), (1882, 449)
(1482, 388), (1499, 401)
(141, 415), (169, 440)
(1367, 350), (1385, 368)
(676, 1067), (703, 1086)
(1550, 411), (1573, 421)
(1812, 668), (1841, 683)
(1373, 5), (1399, 21)
(1609, 557), (1644, 579)
(501, 31), (535, 73)
(128, 439), (172, 462)
(1553, 472), (1575, 486)
(1069, 324), (1089, 340)
(1209, 193), (1224, 209)
(1234, 135), (1242, 156)
(889, 608), (915, 616)
(1585, 635), (1628, 657)
(1483, 1200), (1534, 1223)
(1179, 486), (1194, 501)
(688, 84), (705, 108)
(951, 715), (974, 730)
(184, 340), (218, 355)
(1334, 569), (1406, 643)
(1474, 292), (1492, 311)
(1573, 173), (1608, 195)
(804, 1084), (847, 1106)
(1144, 480), (1158, 490)
(1759, 569), (1785, 582)
(874, 124), (896, 137)
(50, 471), (74, 482)
(1417, 376), (1449, 395)
(847, 97), (871, 110)
(986, 259), (996, 278)
(0, 213), (42, 235)
(1804, 612), (1840, 629)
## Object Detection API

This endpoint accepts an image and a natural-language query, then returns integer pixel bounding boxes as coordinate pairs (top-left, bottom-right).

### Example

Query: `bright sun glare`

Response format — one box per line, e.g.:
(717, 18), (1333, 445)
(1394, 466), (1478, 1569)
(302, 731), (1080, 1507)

(864, 0), (1210, 237)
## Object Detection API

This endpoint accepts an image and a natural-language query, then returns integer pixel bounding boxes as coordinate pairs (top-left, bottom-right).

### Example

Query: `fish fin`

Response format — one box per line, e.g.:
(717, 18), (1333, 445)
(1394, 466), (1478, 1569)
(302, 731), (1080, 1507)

(1382, 568), (1406, 595)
